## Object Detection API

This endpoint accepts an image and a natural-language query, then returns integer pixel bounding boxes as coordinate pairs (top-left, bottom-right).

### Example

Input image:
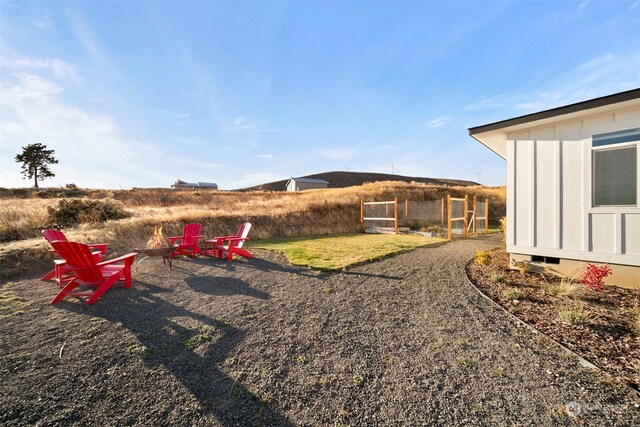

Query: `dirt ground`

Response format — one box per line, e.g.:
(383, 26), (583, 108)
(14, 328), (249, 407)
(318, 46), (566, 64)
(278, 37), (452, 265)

(1, 236), (639, 426)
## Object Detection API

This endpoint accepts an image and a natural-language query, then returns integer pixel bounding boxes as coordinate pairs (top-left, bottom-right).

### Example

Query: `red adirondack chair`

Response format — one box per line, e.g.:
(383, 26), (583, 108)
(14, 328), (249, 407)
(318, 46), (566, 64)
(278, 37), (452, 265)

(41, 229), (109, 285)
(214, 223), (253, 261)
(168, 223), (203, 258)
(49, 241), (137, 305)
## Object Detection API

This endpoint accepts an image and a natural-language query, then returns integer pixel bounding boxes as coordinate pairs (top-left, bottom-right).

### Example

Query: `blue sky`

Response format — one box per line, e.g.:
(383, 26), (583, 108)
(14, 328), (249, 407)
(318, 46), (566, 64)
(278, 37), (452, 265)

(1, 1), (639, 189)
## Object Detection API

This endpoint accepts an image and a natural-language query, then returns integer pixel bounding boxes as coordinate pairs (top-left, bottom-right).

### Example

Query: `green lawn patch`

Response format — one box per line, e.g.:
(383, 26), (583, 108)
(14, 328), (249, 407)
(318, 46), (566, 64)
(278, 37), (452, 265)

(250, 234), (446, 270)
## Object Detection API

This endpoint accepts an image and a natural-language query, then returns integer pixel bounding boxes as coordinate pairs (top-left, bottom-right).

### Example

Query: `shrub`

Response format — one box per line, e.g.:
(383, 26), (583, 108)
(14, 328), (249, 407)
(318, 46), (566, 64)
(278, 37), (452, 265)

(475, 250), (491, 265)
(545, 278), (587, 299)
(559, 304), (590, 326)
(491, 273), (505, 283)
(0, 223), (21, 242)
(581, 263), (612, 292)
(46, 198), (130, 227)
(353, 374), (364, 387)
(503, 288), (524, 300)
(513, 260), (531, 274)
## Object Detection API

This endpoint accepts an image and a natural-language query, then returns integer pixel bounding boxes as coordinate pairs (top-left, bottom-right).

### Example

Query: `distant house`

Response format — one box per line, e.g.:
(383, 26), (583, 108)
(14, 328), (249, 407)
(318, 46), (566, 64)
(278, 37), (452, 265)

(469, 88), (640, 288)
(286, 177), (329, 191)
(171, 179), (218, 190)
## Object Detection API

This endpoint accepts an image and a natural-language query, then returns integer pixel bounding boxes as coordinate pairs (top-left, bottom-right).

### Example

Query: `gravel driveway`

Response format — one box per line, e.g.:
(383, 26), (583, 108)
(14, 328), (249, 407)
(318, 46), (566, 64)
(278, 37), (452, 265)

(1, 235), (638, 426)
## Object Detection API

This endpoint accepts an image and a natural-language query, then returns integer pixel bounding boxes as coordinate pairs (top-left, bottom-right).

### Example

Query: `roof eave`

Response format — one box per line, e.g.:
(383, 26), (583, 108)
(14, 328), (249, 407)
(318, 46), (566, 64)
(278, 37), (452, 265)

(469, 88), (640, 159)
(470, 131), (507, 159)
(468, 88), (640, 135)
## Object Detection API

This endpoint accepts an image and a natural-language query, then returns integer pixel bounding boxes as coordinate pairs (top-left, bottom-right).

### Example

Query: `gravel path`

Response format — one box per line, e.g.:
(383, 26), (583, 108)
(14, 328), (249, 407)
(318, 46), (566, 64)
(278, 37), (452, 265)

(1, 235), (638, 426)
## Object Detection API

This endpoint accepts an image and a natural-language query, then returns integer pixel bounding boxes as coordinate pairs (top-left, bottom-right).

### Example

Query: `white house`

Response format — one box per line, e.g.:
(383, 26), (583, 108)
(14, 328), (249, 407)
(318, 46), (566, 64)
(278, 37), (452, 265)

(470, 89), (640, 288)
(286, 177), (329, 192)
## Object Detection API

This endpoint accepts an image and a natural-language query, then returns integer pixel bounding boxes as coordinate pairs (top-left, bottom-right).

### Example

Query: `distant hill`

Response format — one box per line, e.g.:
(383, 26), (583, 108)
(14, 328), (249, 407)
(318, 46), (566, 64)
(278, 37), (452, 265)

(237, 171), (478, 192)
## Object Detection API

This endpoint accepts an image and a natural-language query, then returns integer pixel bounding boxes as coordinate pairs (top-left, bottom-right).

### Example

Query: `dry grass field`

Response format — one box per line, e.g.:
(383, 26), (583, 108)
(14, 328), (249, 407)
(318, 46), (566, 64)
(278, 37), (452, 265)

(0, 182), (505, 278)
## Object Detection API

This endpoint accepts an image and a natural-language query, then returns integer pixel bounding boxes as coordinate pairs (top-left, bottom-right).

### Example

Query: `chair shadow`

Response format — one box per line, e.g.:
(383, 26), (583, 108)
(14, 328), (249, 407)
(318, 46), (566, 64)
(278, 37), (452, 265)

(58, 280), (293, 426)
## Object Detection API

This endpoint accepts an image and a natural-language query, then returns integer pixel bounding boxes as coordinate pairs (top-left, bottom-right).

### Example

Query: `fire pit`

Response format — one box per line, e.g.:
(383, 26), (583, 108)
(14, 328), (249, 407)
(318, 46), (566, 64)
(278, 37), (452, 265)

(135, 226), (178, 270)
(134, 245), (179, 270)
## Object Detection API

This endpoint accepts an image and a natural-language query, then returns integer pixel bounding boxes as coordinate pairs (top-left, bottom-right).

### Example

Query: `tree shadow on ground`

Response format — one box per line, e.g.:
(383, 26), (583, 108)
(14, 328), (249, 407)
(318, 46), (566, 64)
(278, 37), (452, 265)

(186, 275), (271, 299)
(172, 251), (404, 282)
(214, 256), (405, 281)
(218, 257), (318, 277)
(59, 280), (292, 426)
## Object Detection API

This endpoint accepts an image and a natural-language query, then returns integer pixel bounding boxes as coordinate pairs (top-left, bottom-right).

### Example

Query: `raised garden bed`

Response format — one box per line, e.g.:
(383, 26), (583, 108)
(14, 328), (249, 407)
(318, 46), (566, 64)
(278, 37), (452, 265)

(466, 248), (640, 393)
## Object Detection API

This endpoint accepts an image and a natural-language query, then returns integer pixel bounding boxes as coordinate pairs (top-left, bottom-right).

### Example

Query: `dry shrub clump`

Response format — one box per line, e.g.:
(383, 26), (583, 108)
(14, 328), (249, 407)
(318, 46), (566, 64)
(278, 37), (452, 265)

(475, 250), (491, 265)
(46, 198), (130, 227)
(558, 303), (591, 326)
(545, 278), (587, 299)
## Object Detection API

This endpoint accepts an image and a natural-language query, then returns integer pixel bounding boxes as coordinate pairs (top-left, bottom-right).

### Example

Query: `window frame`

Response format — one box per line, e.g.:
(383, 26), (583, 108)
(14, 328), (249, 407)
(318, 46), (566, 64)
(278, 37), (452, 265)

(591, 129), (640, 208)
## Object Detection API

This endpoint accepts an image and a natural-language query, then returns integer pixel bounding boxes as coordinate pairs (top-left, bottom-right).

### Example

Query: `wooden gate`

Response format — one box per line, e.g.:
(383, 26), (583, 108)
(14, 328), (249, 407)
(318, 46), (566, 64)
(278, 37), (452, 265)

(447, 194), (489, 240)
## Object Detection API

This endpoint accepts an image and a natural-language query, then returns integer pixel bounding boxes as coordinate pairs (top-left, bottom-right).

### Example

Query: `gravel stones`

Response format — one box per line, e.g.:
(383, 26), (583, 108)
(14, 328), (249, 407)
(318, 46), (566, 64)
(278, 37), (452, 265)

(1, 236), (638, 425)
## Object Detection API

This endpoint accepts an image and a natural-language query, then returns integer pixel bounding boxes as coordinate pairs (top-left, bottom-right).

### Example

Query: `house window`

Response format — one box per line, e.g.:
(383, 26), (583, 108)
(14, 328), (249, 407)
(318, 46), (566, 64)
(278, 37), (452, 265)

(592, 129), (639, 207)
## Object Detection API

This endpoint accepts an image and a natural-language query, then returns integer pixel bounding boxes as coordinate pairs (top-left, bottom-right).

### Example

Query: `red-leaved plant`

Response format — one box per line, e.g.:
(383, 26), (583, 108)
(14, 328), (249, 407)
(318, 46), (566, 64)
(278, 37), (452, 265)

(581, 263), (612, 292)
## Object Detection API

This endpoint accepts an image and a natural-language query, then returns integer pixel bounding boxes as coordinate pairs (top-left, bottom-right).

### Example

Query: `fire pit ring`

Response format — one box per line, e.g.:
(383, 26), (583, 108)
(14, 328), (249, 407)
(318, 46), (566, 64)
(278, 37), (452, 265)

(134, 244), (179, 270)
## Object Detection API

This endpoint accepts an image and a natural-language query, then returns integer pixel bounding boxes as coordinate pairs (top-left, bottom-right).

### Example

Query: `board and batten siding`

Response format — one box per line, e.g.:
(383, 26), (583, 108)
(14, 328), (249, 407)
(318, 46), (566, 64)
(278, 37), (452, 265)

(506, 105), (640, 267)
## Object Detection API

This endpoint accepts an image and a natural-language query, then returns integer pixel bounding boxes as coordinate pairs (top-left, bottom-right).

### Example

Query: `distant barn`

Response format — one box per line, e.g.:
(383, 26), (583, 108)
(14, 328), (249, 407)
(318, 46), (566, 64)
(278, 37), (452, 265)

(286, 177), (329, 191)
(171, 179), (218, 190)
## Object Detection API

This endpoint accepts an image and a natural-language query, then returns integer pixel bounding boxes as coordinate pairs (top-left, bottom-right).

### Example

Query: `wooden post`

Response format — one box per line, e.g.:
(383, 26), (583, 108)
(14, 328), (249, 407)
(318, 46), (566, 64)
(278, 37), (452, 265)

(463, 195), (469, 238)
(394, 197), (399, 235)
(447, 195), (452, 240)
(473, 195), (477, 236)
(441, 197), (444, 226)
(360, 198), (364, 233)
(485, 197), (489, 234)
(405, 199), (409, 219)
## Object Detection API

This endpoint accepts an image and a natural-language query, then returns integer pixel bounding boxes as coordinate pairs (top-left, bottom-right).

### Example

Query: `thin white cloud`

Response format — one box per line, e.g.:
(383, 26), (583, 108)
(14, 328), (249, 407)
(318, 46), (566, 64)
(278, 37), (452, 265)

(320, 149), (356, 161)
(12, 58), (84, 87)
(230, 139), (261, 150)
(177, 136), (205, 146)
(5, 72), (63, 99)
(166, 157), (222, 170)
(154, 109), (190, 125)
(576, 53), (614, 71)
(33, 13), (53, 29)
(467, 53), (640, 116)
(233, 116), (266, 130)
(514, 91), (565, 112)
(463, 94), (510, 111)
(155, 109), (190, 119)
(67, 11), (108, 67)
(231, 117), (281, 133)
(257, 154), (274, 159)
(578, 1), (589, 12)
(425, 116), (452, 129)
